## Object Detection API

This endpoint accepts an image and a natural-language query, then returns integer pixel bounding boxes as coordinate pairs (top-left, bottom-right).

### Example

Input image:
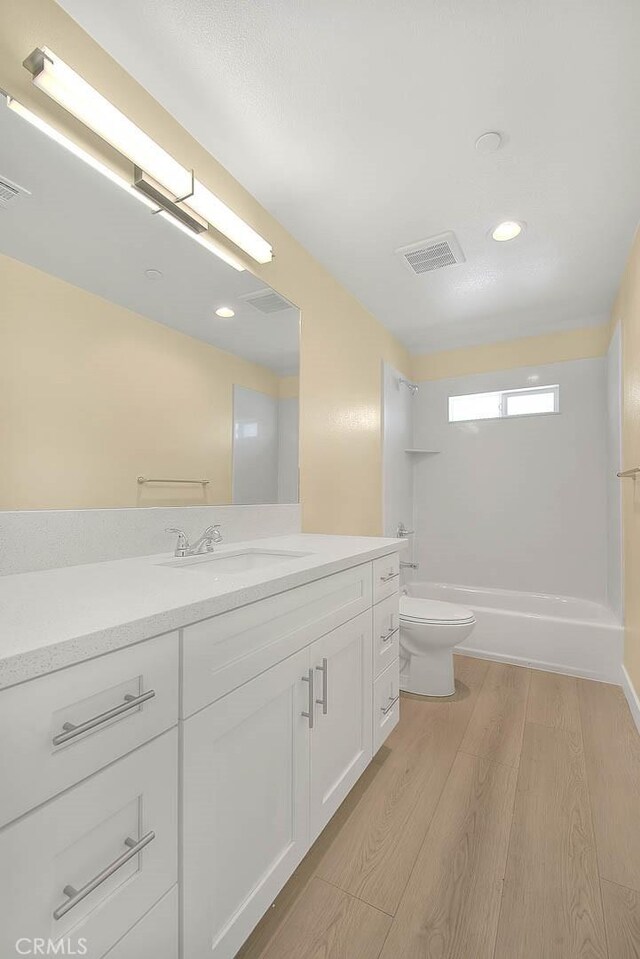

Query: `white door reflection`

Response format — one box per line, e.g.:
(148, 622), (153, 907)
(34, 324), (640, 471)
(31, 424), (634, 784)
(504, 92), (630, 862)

(232, 386), (298, 504)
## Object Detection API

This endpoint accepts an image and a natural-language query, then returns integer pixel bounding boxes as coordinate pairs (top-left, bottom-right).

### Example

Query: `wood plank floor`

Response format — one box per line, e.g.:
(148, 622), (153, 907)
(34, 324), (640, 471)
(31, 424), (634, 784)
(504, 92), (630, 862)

(236, 657), (640, 959)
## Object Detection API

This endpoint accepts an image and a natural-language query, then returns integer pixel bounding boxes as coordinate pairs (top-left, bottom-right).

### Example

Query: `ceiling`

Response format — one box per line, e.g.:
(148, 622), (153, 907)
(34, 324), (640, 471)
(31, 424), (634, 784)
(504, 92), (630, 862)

(47, 1), (640, 352)
(0, 100), (299, 375)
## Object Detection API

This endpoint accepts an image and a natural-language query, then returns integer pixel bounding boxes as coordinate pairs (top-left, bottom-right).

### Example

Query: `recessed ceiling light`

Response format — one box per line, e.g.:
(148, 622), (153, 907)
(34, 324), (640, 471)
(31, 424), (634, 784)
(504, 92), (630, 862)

(215, 307), (235, 318)
(491, 221), (523, 242)
(144, 268), (163, 280)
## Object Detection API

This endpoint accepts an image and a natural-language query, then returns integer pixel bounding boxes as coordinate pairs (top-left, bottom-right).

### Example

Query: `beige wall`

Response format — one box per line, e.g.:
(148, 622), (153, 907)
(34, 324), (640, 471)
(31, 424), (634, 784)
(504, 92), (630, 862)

(0, 254), (283, 509)
(278, 376), (299, 399)
(0, 0), (410, 534)
(411, 324), (612, 382)
(612, 228), (640, 695)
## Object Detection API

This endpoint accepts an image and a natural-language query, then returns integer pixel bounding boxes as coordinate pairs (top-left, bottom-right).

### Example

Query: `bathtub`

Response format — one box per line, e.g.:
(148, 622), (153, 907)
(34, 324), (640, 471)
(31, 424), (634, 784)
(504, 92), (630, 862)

(404, 581), (623, 684)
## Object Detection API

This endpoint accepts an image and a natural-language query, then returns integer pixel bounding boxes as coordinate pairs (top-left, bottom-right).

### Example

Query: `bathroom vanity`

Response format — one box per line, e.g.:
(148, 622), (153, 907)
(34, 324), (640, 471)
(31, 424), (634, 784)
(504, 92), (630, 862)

(0, 534), (402, 959)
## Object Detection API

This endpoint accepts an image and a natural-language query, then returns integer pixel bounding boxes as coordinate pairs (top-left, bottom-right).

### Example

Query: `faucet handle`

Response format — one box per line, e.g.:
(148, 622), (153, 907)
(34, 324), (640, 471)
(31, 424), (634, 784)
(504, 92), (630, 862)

(203, 524), (223, 543)
(165, 527), (189, 556)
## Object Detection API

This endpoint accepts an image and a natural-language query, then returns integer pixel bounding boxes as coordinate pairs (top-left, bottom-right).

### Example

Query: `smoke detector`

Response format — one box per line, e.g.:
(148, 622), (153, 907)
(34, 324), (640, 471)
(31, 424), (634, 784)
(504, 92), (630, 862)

(395, 231), (465, 276)
(241, 289), (293, 314)
(0, 174), (30, 210)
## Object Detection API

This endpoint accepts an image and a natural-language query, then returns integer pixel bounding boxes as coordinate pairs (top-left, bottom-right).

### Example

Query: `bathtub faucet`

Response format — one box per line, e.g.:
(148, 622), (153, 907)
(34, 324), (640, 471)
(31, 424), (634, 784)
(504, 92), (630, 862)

(396, 522), (415, 538)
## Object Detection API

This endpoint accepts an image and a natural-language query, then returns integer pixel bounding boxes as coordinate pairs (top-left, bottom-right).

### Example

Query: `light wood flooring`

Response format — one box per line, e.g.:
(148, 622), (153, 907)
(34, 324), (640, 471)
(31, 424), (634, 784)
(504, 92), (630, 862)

(236, 656), (640, 959)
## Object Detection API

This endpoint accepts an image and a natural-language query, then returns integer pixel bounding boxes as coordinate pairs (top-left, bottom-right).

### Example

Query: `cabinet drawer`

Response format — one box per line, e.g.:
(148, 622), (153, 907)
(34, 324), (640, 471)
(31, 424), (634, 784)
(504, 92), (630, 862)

(182, 563), (372, 717)
(372, 553), (400, 604)
(0, 632), (179, 828)
(0, 730), (177, 959)
(373, 659), (400, 753)
(104, 886), (178, 959)
(373, 593), (400, 678)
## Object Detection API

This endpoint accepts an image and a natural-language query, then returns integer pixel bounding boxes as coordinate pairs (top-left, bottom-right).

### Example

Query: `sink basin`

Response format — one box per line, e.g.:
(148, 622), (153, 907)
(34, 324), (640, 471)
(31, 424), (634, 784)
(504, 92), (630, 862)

(159, 548), (311, 575)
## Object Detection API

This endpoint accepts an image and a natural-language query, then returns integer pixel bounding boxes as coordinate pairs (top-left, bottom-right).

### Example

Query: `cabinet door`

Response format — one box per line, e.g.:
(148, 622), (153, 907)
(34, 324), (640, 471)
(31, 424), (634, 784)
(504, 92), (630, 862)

(182, 647), (311, 959)
(309, 611), (373, 840)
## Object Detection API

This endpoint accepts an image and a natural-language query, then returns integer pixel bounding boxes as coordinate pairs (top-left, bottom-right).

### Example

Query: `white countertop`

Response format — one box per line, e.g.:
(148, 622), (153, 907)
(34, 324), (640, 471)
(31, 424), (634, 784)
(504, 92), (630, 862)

(0, 534), (404, 690)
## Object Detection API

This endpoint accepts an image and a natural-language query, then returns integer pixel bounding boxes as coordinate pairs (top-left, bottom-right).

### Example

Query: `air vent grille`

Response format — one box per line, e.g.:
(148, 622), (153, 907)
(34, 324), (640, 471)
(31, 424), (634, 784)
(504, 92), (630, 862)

(0, 174), (31, 210)
(396, 231), (465, 276)
(241, 289), (292, 314)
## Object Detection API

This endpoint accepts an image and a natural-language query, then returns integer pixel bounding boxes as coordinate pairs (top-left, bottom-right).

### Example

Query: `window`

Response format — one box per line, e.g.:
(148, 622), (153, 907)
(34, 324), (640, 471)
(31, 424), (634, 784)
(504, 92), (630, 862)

(448, 385), (559, 423)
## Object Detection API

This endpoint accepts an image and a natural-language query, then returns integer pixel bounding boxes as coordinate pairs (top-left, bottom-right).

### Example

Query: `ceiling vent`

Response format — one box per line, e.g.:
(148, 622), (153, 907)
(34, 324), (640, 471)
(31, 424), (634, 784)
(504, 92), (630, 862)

(241, 289), (293, 314)
(0, 174), (30, 210)
(396, 231), (465, 276)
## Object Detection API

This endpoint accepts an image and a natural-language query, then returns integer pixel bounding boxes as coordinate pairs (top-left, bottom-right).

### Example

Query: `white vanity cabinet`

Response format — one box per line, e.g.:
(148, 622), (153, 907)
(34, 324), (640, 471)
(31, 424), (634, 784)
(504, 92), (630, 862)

(0, 542), (401, 959)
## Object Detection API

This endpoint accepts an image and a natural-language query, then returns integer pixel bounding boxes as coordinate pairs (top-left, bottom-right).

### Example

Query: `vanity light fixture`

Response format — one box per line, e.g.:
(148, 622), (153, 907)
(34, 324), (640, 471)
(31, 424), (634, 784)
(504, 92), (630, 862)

(491, 220), (523, 242)
(23, 48), (273, 264)
(215, 307), (235, 318)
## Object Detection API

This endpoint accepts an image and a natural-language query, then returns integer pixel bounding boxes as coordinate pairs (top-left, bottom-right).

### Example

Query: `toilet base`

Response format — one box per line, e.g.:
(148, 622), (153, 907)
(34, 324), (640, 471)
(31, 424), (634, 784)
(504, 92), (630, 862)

(401, 647), (455, 697)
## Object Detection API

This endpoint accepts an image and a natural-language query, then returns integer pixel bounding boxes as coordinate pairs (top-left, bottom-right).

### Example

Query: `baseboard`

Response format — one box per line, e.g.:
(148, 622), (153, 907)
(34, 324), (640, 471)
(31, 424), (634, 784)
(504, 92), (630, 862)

(454, 644), (622, 686)
(622, 664), (640, 735)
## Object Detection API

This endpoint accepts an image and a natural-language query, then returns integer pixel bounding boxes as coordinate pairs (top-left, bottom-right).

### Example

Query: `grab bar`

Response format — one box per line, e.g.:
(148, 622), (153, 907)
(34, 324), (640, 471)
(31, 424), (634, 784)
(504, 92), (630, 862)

(617, 467), (640, 478)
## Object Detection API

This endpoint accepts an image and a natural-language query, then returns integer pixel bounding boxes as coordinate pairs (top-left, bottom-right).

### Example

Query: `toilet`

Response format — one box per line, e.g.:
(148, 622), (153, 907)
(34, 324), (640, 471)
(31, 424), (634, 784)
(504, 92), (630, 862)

(399, 596), (476, 697)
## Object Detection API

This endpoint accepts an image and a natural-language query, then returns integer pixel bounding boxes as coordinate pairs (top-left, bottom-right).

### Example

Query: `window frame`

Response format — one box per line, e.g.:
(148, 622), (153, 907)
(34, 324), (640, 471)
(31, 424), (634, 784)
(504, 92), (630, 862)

(448, 384), (560, 424)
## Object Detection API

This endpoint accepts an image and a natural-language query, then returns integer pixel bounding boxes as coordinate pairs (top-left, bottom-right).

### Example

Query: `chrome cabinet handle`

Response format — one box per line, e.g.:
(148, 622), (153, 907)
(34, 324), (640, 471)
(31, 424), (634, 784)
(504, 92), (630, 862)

(53, 831), (155, 920)
(381, 694), (400, 715)
(380, 571), (399, 583)
(301, 669), (314, 728)
(380, 627), (399, 644)
(315, 658), (328, 715)
(52, 689), (156, 746)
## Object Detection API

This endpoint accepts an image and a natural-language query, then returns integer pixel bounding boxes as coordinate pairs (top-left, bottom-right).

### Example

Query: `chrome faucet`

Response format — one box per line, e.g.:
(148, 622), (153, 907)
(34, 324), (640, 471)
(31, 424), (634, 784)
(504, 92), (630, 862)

(166, 524), (223, 558)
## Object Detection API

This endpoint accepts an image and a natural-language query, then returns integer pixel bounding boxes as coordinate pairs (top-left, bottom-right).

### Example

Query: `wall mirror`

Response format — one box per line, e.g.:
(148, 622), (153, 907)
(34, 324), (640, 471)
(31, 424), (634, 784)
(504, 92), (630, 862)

(0, 98), (300, 509)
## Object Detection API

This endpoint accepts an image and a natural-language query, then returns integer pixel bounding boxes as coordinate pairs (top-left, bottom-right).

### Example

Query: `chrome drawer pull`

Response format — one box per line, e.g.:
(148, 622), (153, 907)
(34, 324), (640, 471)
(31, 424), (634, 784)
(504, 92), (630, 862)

(53, 830), (155, 920)
(52, 689), (156, 746)
(380, 627), (399, 644)
(315, 658), (328, 715)
(381, 694), (400, 716)
(380, 571), (399, 583)
(301, 669), (314, 729)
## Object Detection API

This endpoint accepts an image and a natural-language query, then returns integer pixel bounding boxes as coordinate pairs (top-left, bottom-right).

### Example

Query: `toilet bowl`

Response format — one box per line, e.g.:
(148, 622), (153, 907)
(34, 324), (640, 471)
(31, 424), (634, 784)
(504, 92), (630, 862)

(399, 596), (476, 697)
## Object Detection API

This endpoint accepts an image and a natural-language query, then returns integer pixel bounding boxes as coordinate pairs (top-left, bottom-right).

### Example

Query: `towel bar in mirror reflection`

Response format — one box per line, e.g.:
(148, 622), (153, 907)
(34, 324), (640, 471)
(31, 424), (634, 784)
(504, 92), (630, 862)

(137, 477), (210, 486)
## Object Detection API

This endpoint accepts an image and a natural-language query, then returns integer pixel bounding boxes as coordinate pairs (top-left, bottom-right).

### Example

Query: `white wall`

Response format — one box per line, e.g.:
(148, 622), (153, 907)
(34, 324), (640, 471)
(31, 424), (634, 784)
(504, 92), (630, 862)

(232, 386), (279, 505)
(412, 358), (610, 603)
(277, 397), (299, 504)
(606, 325), (623, 617)
(382, 363), (414, 541)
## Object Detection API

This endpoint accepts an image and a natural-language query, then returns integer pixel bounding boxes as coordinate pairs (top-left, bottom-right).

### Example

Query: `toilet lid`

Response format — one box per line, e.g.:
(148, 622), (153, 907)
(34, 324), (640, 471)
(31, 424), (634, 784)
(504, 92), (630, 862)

(400, 596), (475, 625)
